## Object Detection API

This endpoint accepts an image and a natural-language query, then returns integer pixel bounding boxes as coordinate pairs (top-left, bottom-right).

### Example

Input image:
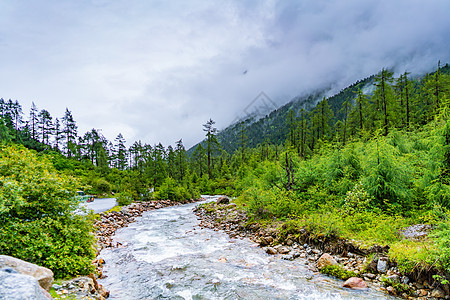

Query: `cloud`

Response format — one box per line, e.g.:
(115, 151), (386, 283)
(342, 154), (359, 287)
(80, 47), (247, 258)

(0, 0), (449, 148)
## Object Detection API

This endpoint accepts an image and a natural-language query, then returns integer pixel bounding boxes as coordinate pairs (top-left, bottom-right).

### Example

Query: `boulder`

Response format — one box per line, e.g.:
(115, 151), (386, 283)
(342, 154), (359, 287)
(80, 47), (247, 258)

(0, 268), (50, 300)
(217, 196), (230, 205)
(342, 277), (368, 290)
(377, 257), (389, 273)
(317, 253), (338, 270)
(0, 255), (54, 291)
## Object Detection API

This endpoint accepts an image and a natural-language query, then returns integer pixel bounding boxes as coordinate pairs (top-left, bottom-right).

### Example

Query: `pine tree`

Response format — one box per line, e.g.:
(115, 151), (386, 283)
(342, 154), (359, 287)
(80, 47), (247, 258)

(203, 119), (219, 177)
(38, 109), (53, 145)
(29, 102), (39, 140)
(114, 133), (127, 170)
(62, 108), (78, 157)
(373, 68), (395, 135)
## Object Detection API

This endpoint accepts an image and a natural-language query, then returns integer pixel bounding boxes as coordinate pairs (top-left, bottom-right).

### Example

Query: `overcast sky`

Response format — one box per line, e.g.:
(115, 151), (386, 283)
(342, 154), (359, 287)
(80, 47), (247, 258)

(0, 0), (449, 148)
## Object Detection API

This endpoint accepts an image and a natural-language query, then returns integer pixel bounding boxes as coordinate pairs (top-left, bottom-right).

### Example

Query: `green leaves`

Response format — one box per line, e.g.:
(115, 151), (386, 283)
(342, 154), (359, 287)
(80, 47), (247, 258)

(0, 145), (95, 278)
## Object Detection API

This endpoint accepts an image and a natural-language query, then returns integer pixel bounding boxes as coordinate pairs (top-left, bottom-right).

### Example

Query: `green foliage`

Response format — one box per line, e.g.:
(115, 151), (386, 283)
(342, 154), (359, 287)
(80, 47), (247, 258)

(116, 191), (133, 206)
(381, 276), (411, 294)
(320, 265), (357, 280)
(153, 177), (198, 202)
(0, 145), (95, 278)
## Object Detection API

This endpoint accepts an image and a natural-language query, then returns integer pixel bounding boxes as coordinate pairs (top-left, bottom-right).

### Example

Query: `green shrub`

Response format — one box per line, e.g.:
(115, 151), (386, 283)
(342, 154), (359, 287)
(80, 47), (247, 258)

(320, 265), (357, 280)
(0, 145), (95, 278)
(116, 191), (133, 206)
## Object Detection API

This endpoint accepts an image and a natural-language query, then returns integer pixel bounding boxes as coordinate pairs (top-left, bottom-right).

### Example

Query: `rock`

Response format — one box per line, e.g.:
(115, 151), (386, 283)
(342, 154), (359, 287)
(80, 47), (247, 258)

(266, 247), (277, 255)
(0, 255), (54, 291)
(377, 257), (389, 273)
(342, 277), (368, 290)
(277, 246), (290, 254)
(431, 288), (446, 298)
(399, 224), (432, 240)
(386, 286), (396, 295)
(401, 275), (410, 285)
(260, 236), (274, 246)
(362, 273), (376, 279)
(418, 289), (428, 297)
(217, 196), (230, 205)
(386, 274), (400, 283)
(317, 253), (338, 270)
(0, 269), (49, 300)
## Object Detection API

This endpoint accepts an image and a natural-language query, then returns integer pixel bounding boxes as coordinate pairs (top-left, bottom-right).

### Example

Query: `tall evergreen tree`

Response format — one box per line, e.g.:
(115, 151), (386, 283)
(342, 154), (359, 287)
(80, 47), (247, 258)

(203, 118), (219, 177)
(29, 102), (39, 140)
(62, 108), (78, 157)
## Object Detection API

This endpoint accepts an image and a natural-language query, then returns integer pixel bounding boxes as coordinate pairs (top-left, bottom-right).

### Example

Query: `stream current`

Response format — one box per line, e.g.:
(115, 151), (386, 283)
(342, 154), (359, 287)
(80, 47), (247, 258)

(98, 196), (392, 299)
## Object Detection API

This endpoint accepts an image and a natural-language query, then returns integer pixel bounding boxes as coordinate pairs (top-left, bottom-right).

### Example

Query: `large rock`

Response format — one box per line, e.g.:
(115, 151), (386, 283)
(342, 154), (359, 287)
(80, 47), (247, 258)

(0, 255), (54, 291)
(217, 196), (230, 205)
(342, 277), (368, 289)
(377, 257), (389, 273)
(0, 268), (51, 299)
(317, 253), (338, 270)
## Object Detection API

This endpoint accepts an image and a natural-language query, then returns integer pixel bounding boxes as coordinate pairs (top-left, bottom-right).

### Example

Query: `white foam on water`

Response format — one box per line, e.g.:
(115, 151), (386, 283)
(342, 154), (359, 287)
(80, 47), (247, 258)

(176, 289), (193, 300)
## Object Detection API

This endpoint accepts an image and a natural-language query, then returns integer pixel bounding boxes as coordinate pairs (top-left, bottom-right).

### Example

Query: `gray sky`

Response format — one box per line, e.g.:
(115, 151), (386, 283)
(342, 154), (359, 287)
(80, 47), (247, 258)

(0, 0), (449, 148)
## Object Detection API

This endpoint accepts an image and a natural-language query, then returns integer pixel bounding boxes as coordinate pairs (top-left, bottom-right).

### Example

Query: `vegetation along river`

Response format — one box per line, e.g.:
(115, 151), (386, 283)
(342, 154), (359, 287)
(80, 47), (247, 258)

(98, 196), (394, 299)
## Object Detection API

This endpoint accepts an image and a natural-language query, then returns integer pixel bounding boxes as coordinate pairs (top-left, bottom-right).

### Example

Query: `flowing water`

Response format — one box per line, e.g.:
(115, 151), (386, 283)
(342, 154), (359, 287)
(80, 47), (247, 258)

(98, 196), (392, 299)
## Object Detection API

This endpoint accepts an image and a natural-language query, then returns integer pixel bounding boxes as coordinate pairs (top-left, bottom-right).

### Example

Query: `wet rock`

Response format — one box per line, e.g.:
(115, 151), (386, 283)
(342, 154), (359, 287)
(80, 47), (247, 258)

(217, 196), (230, 205)
(0, 269), (49, 300)
(377, 257), (389, 273)
(0, 255), (54, 291)
(342, 277), (368, 290)
(431, 288), (446, 298)
(317, 253), (338, 270)
(266, 247), (277, 255)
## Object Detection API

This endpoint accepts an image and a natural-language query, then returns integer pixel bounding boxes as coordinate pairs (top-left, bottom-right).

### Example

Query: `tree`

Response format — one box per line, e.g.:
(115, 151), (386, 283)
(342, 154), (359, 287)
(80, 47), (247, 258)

(192, 144), (207, 177)
(113, 133), (127, 170)
(38, 109), (53, 145)
(203, 119), (219, 177)
(373, 68), (395, 135)
(29, 102), (39, 140)
(175, 139), (187, 180)
(62, 108), (78, 157)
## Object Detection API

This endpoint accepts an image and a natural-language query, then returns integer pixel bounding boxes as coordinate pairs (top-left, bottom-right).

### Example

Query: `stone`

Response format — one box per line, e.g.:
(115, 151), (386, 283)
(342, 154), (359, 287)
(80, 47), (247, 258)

(317, 253), (338, 270)
(342, 277), (368, 290)
(377, 257), (389, 273)
(401, 275), (410, 285)
(0, 255), (54, 291)
(386, 286), (396, 295)
(386, 274), (400, 283)
(217, 196), (230, 205)
(431, 288), (446, 298)
(362, 273), (376, 279)
(277, 246), (290, 254)
(418, 289), (428, 297)
(266, 247), (277, 255)
(0, 269), (49, 300)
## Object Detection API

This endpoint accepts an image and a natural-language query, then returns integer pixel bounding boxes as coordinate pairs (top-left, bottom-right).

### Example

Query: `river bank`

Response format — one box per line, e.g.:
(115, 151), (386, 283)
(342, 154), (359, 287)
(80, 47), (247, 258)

(194, 198), (449, 299)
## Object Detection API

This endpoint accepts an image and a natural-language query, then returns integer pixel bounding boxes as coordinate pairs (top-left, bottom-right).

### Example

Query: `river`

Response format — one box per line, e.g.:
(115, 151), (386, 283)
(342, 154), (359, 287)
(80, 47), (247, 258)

(98, 196), (393, 299)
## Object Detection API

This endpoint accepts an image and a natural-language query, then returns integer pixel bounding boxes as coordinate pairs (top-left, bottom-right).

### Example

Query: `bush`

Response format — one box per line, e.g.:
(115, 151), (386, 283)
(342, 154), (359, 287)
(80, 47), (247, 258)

(320, 265), (358, 280)
(116, 191), (133, 206)
(0, 145), (95, 278)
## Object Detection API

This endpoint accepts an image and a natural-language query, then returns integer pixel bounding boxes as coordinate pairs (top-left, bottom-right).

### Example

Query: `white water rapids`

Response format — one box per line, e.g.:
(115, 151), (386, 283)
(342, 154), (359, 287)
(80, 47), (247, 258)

(98, 196), (393, 299)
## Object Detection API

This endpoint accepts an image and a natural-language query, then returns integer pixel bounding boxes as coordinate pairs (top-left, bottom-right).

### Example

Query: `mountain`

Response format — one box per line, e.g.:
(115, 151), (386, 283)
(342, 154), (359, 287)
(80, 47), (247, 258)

(189, 75), (375, 154)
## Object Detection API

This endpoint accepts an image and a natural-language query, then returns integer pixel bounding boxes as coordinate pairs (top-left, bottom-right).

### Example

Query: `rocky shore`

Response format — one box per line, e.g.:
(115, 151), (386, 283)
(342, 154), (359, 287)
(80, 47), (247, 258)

(194, 197), (449, 300)
(56, 198), (201, 300)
